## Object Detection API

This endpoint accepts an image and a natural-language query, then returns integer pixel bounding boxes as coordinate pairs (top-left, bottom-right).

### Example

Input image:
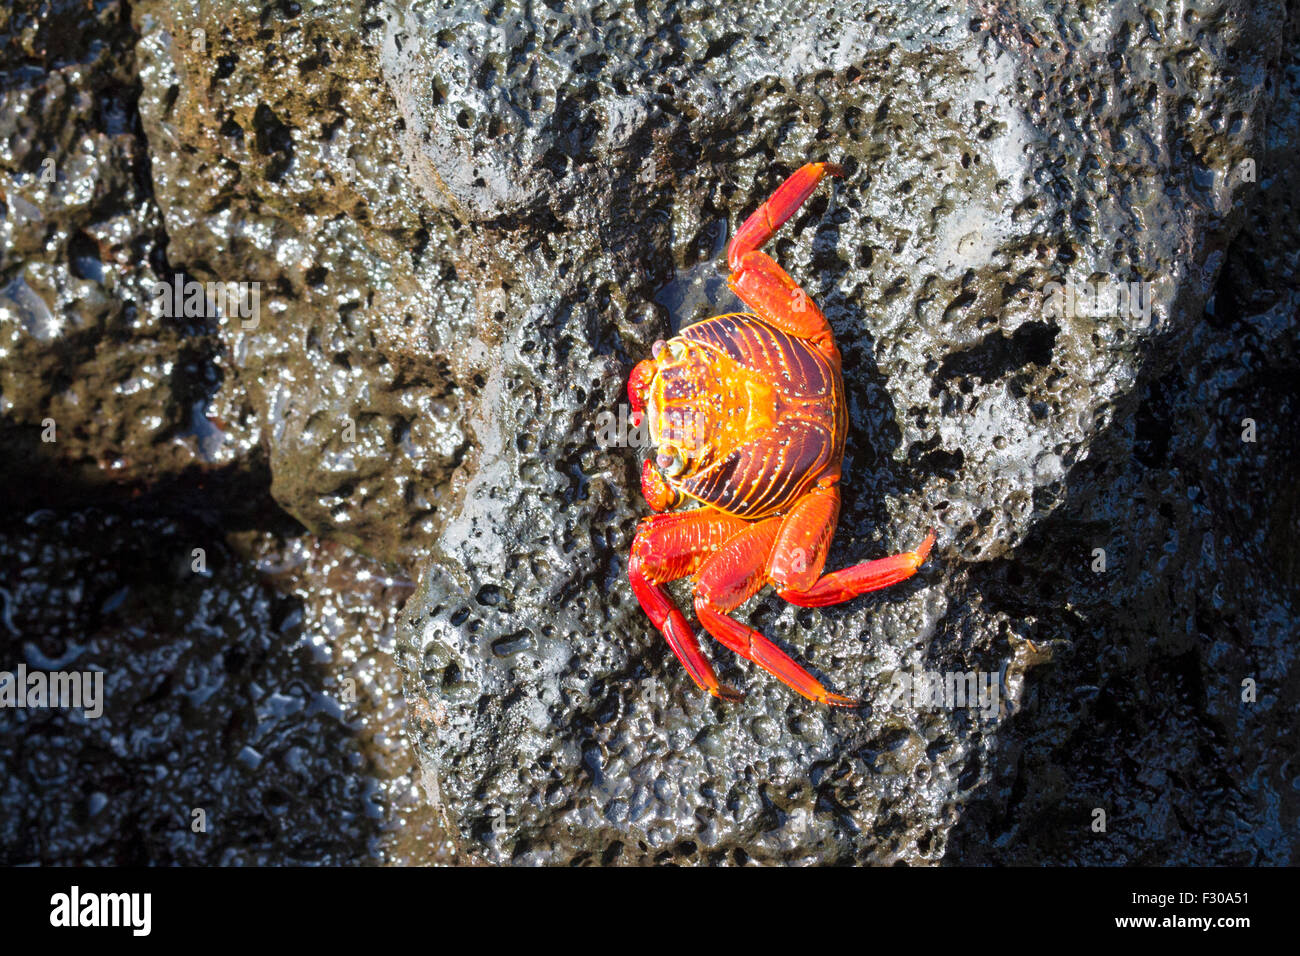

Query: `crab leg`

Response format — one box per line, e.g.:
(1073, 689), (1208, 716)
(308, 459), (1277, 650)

(777, 534), (934, 606)
(627, 358), (656, 425)
(629, 509), (749, 701)
(775, 501), (937, 608)
(766, 484), (841, 591)
(728, 251), (836, 351)
(727, 162), (845, 271)
(693, 518), (859, 707)
(726, 162), (844, 352)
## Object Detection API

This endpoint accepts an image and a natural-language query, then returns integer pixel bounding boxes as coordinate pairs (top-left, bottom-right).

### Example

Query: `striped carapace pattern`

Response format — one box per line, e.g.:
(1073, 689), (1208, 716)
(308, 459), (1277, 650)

(647, 312), (846, 519)
(627, 161), (937, 708)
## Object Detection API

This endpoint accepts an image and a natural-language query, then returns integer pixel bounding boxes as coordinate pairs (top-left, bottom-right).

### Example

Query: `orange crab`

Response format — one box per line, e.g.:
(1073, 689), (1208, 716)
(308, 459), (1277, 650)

(627, 161), (935, 707)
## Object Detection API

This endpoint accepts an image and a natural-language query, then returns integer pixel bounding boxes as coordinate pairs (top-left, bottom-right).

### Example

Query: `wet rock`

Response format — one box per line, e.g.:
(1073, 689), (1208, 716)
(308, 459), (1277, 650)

(0, 505), (447, 865)
(0, 0), (213, 499)
(394, 0), (1292, 863)
(1, 0), (459, 865)
(128, 0), (471, 567)
(947, 3), (1300, 864)
(2, 0), (1296, 866)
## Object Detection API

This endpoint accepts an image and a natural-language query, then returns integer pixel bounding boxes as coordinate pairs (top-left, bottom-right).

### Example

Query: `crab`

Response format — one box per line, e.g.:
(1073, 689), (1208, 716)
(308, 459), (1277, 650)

(627, 161), (936, 707)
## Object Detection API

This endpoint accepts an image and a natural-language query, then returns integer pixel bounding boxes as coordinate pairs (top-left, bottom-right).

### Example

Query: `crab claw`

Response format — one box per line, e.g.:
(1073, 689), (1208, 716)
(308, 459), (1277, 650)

(628, 358), (657, 427)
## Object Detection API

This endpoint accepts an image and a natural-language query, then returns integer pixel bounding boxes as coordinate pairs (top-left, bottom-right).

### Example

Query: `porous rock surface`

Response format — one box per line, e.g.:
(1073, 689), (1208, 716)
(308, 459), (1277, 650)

(388, 0), (1296, 863)
(1, 0), (1296, 864)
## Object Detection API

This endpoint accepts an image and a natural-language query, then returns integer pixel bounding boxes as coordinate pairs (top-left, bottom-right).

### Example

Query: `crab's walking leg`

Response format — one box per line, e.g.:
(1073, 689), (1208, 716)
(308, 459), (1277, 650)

(725, 162), (844, 352)
(770, 486), (936, 608)
(729, 251), (837, 352)
(629, 509), (748, 701)
(693, 517), (859, 707)
(727, 162), (845, 271)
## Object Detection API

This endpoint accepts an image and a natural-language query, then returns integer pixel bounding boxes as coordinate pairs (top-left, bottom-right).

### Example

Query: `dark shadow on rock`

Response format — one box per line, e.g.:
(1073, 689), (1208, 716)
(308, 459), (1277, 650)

(0, 457), (438, 864)
(941, 234), (1300, 867)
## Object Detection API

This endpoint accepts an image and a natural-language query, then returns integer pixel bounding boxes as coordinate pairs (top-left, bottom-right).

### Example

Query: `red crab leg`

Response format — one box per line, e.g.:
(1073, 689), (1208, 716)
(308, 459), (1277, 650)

(727, 162), (845, 271)
(693, 518), (859, 707)
(629, 509), (749, 701)
(777, 526), (937, 608)
(728, 250), (835, 351)
(726, 162), (844, 351)
(766, 484), (841, 592)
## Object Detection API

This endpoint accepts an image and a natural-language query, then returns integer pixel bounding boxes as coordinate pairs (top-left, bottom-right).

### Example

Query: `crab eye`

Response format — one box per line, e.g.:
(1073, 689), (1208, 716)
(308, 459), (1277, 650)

(656, 446), (686, 477)
(651, 339), (666, 358)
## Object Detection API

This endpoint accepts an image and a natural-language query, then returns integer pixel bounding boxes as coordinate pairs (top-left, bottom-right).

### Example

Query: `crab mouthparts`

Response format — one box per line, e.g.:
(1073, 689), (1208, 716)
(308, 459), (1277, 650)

(645, 391), (660, 445)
